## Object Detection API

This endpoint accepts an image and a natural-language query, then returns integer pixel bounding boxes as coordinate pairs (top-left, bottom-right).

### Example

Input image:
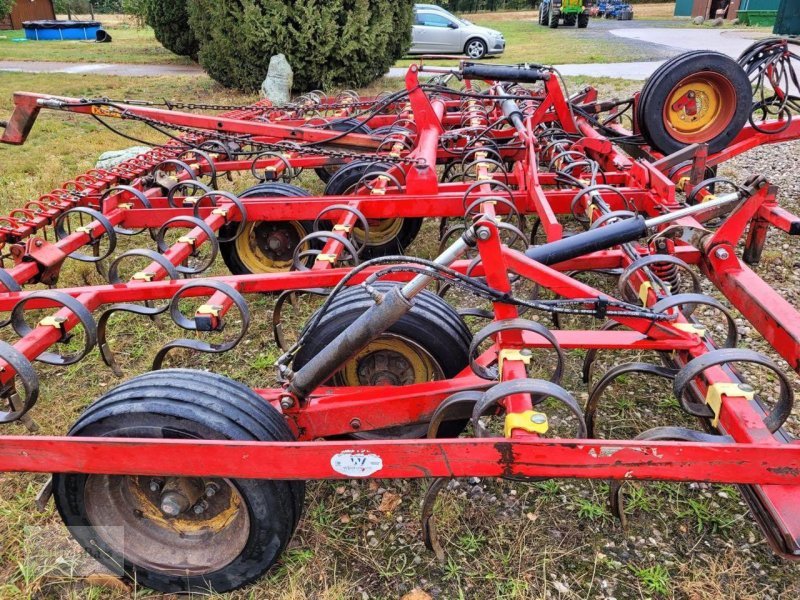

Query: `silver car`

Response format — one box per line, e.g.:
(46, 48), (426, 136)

(410, 6), (505, 59)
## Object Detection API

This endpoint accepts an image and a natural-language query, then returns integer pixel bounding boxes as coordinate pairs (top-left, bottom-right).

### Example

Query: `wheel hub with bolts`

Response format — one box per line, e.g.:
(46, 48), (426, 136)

(158, 477), (205, 517)
(254, 223), (297, 260)
(356, 349), (416, 386)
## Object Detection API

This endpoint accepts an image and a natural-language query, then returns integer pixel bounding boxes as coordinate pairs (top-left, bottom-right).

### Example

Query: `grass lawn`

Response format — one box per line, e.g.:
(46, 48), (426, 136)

(0, 3), (768, 72)
(1, 69), (800, 600)
(0, 22), (192, 66)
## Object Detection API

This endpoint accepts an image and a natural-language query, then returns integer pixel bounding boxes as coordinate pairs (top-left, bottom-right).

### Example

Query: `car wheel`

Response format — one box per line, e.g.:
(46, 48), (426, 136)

(465, 38), (487, 59)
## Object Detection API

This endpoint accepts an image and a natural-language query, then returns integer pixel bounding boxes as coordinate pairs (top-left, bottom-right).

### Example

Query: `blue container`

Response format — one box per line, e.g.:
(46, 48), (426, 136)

(23, 20), (101, 41)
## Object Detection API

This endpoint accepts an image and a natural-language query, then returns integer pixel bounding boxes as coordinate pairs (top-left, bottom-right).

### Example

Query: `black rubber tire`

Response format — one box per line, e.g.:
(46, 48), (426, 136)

(637, 51), (751, 155)
(313, 118), (372, 183)
(53, 369), (305, 594)
(293, 282), (472, 438)
(549, 9), (560, 28)
(464, 38), (488, 60)
(577, 13), (590, 28)
(324, 161), (423, 258)
(219, 182), (315, 275)
(563, 14), (577, 27)
(637, 50), (708, 144)
(539, 6), (549, 25)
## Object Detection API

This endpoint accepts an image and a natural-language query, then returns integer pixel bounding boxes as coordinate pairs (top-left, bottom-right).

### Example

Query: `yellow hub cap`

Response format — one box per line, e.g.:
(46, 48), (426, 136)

(667, 82), (719, 133)
(663, 73), (736, 143)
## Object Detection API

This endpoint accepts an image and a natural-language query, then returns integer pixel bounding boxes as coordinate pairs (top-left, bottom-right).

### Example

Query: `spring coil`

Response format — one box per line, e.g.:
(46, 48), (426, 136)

(650, 261), (682, 293)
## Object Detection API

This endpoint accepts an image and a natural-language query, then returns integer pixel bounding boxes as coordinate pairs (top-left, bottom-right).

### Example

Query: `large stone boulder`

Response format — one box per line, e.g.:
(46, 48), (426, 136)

(260, 54), (294, 105)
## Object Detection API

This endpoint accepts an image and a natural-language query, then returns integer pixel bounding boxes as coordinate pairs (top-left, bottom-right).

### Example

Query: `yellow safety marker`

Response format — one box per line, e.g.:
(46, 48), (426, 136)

(316, 253), (337, 263)
(504, 411), (549, 437)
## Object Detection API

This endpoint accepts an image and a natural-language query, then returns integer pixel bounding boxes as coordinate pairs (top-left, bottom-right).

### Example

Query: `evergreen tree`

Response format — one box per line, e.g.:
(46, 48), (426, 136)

(187, 0), (414, 92)
(144, 0), (198, 58)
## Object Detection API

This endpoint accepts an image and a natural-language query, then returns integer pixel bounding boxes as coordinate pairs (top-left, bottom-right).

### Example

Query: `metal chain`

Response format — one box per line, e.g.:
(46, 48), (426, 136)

(117, 98), (389, 114)
(120, 110), (427, 168)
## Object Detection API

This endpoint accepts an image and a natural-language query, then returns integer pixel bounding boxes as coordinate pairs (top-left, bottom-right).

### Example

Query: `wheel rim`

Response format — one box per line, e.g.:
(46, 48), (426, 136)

(343, 175), (405, 248)
(334, 334), (443, 387)
(662, 73), (737, 144)
(334, 334), (444, 439)
(467, 41), (484, 58)
(84, 474), (249, 576)
(353, 217), (405, 247)
(234, 220), (307, 273)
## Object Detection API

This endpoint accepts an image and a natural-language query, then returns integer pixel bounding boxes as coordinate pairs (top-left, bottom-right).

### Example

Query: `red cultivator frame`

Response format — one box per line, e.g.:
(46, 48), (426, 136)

(1, 40), (800, 592)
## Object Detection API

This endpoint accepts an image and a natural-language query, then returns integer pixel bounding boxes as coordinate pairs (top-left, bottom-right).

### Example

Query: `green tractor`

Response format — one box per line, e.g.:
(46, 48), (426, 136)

(538, 0), (591, 29)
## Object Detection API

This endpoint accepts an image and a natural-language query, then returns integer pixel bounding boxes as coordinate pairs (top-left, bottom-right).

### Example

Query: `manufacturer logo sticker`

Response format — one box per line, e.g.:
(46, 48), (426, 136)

(330, 450), (383, 477)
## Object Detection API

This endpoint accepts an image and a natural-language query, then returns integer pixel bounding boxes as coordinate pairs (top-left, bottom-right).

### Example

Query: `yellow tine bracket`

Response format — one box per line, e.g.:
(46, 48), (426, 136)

(504, 411), (549, 437)
(38, 315), (67, 330)
(705, 383), (754, 427)
(131, 271), (155, 282)
(497, 348), (531, 381)
(701, 193), (718, 204)
(673, 323), (706, 337)
(638, 281), (653, 306)
(197, 304), (223, 317)
(316, 253), (337, 263)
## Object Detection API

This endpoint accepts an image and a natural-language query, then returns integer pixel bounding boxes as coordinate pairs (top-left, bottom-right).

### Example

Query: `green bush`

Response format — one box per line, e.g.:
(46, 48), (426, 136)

(0, 0), (14, 20)
(144, 0), (198, 58)
(121, 0), (147, 26)
(188, 0), (414, 93)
